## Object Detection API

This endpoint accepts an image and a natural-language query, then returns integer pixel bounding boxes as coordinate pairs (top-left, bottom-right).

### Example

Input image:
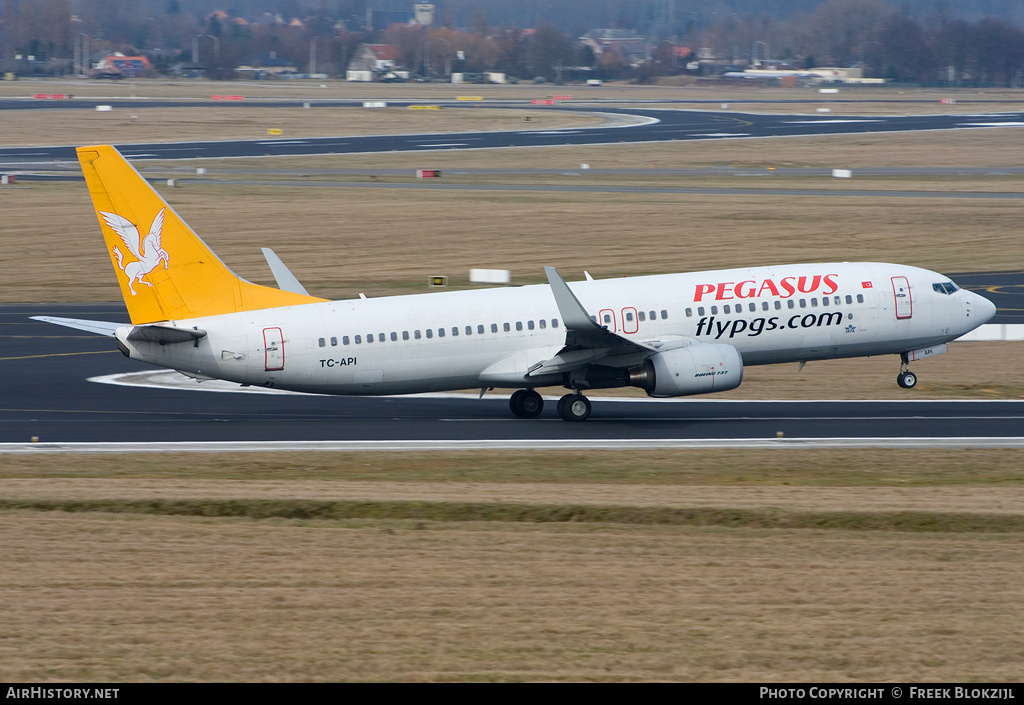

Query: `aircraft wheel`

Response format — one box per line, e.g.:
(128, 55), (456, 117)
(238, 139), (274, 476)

(519, 390), (544, 418)
(509, 390), (526, 417)
(897, 371), (918, 389)
(557, 393), (591, 422)
(510, 389), (544, 418)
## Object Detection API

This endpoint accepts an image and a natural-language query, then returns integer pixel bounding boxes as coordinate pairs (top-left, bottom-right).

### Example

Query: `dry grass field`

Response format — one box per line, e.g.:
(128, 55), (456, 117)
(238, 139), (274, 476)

(2, 82), (1024, 682)
(4, 76), (1024, 112)
(2, 450), (1024, 682)
(0, 106), (605, 147)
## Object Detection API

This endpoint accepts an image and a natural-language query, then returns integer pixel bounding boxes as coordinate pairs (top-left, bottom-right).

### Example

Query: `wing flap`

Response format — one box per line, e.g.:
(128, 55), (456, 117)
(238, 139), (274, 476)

(526, 348), (609, 376)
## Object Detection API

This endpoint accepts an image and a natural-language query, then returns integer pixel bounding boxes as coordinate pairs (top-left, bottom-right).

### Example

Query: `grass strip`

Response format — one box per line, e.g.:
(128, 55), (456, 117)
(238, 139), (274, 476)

(4, 498), (1024, 533)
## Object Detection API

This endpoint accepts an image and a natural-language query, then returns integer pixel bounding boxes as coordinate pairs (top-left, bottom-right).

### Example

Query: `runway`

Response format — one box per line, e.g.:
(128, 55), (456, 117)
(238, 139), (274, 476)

(3, 302), (1022, 446)
(3, 104), (1024, 164)
(3, 99), (1022, 447)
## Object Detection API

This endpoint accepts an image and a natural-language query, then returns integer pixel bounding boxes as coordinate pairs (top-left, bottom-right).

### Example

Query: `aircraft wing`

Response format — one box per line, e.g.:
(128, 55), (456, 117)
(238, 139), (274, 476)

(30, 316), (123, 336)
(529, 267), (655, 377)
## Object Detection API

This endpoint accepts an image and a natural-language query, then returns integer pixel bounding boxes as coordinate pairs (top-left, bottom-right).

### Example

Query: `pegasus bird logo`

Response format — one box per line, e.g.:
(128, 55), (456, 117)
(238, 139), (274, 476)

(100, 209), (169, 295)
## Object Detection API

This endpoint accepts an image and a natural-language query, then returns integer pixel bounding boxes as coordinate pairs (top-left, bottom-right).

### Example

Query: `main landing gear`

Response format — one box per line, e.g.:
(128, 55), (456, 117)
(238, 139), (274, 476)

(556, 393), (591, 422)
(897, 353), (918, 389)
(509, 389), (544, 418)
(508, 389), (593, 421)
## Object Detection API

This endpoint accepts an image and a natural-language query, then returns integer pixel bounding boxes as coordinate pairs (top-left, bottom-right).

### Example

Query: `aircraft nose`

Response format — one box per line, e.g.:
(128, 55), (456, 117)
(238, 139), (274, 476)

(974, 292), (997, 324)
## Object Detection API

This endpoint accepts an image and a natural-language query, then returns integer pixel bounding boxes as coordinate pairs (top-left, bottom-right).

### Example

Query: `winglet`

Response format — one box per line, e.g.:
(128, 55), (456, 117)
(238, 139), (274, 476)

(77, 145), (327, 325)
(261, 248), (311, 296)
(544, 266), (604, 332)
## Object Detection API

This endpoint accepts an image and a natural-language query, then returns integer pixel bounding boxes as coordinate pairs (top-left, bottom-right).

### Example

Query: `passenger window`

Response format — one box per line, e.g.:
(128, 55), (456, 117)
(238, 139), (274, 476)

(552, 319), (558, 328)
(723, 305), (731, 314)
(330, 337), (337, 346)
(465, 326), (472, 335)
(402, 331), (409, 340)
(697, 307), (704, 316)
(711, 306), (718, 315)
(414, 330), (421, 340)
(438, 328), (445, 338)
(503, 322), (510, 332)
(749, 303), (756, 312)
(661, 310), (668, 319)
(378, 333), (385, 342)
(761, 302), (768, 311)
(451, 327), (458, 336)
(684, 308), (692, 317)
(649, 311), (656, 320)
(799, 299), (806, 308)
(516, 321), (523, 331)
(354, 335), (362, 344)
(426, 329), (433, 339)
(528, 320), (535, 330)
(491, 323), (498, 333)
(626, 311), (634, 321)
(834, 296), (841, 305)
(811, 298), (818, 308)
(478, 325), (485, 334)
(343, 336), (350, 345)
(774, 301), (782, 310)
(539, 319), (547, 329)
(390, 332), (397, 341)
(638, 311), (646, 321)
(603, 313), (612, 324)
(845, 295), (853, 304)
(787, 300), (795, 309)
(821, 297), (828, 307)
(857, 294), (864, 303)
(366, 333), (373, 344)
(318, 338), (326, 347)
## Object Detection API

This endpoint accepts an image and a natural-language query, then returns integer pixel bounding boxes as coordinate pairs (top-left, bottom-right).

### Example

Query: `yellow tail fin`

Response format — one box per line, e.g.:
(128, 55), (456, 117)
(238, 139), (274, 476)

(77, 145), (326, 325)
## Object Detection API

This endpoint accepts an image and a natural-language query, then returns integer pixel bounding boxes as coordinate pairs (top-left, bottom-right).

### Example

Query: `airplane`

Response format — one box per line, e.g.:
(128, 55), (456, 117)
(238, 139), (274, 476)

(34, 145), (997, 422)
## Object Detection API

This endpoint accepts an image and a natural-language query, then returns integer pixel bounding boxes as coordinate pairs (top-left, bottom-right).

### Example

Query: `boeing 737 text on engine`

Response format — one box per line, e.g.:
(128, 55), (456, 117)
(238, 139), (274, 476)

(34, 145), (997, 422)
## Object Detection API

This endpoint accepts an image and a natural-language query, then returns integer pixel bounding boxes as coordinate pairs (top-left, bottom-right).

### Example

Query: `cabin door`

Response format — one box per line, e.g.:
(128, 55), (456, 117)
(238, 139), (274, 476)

(891, 277), (913, 319)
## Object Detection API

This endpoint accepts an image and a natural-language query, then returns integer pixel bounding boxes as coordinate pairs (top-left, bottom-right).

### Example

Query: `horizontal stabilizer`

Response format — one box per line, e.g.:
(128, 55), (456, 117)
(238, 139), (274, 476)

(29, 316), (122, 337)
(261, 248), (311, 296)
(127, 325), (207, 345)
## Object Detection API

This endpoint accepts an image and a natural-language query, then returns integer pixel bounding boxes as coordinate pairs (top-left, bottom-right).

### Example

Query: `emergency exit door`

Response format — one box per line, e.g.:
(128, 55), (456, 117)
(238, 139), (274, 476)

(263, 327), (285, 370)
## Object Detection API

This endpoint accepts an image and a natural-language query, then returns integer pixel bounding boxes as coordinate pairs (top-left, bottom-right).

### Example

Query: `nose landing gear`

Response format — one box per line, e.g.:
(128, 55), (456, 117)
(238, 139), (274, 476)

(897, 353), (918, 389)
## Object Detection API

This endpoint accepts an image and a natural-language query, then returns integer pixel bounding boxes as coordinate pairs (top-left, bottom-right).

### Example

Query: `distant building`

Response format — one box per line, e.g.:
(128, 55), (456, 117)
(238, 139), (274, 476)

(92, 54), (153, 79)
(579, 29), (647, 67)
(351, 44), (401, 73)
(236, 51), (299, 78)
(413, 3), (435, 26)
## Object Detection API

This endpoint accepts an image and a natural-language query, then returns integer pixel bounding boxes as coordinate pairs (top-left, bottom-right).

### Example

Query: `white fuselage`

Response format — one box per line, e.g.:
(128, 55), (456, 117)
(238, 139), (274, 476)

(116, 262), (994, 396)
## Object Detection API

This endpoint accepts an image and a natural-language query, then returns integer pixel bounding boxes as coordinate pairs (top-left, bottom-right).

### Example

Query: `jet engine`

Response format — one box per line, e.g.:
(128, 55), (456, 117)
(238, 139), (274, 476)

(627, 343), (743, 397)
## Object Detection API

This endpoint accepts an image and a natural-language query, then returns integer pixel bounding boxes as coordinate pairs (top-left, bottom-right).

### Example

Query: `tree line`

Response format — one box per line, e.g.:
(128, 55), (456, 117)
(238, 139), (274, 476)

(1, 0), (1023, 85)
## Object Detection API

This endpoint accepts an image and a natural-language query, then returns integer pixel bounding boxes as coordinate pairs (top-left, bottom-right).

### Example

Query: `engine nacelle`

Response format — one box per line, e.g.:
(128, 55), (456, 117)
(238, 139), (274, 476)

(627, 343), (743, 397)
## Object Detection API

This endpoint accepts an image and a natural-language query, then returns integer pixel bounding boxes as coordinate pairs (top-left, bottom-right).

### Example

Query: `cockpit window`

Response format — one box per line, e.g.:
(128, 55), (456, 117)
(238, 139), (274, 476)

(932, 281), (960, 295)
